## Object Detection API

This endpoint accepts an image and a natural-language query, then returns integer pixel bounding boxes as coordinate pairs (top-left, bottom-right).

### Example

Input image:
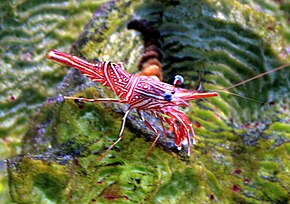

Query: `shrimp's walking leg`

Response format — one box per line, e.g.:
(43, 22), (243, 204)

(63, 96), (125, 103)
(145, 134), (161, 160)
(98, 109), (132, 160)
(137, 110), (161, 159)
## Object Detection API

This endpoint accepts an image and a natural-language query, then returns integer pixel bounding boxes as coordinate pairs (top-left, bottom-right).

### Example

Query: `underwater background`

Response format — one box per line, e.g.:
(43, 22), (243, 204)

(0, 0), (289, 203)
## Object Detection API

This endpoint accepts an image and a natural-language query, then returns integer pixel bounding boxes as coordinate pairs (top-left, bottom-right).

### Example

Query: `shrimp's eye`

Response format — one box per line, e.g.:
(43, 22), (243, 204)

(174, 75), (184, 86)
(163, 93), (173, 101)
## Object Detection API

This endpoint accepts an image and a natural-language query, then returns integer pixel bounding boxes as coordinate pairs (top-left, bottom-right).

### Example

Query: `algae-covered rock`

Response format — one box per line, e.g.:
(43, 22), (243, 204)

(4, 0), (290, 203)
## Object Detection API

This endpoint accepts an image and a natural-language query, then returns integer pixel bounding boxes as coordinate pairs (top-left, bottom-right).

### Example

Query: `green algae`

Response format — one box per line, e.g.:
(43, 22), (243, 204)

(256, 178), (288, 203)
(3, 0), (290, 203)
(0, 0), (106, 147)
(0, 1), (109, 202)
(205, 169), (223, 198)
(268, 122), (290, 133)
(8, 157), (69, 203)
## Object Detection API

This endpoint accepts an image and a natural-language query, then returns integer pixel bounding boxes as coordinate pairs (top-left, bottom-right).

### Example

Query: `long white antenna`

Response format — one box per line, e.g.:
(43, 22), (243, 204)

(218, 63), (290, 91)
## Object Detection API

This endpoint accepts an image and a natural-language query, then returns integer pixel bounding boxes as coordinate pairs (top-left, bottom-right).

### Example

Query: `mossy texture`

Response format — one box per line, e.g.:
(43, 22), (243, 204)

(3, 0), (290, 203)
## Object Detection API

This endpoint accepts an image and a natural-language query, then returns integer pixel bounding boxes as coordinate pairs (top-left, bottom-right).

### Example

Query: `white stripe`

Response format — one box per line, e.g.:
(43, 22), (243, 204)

(146, 102), (168, 109)
(103, 61), (117, 93)
(125, 75), (134, 89)
(49, 51), (98, 76)
(135, 89), (164, 100)
(131, 98), (151, 108)
(125, 77), (139, 101)
(111, 63), (121, 80)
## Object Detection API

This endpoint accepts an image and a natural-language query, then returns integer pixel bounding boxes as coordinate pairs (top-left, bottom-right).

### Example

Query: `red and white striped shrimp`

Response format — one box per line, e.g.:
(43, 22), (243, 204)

(47, 50), (289, 159)
(47, 50), (218, 159)
(48, 17), (290, 159)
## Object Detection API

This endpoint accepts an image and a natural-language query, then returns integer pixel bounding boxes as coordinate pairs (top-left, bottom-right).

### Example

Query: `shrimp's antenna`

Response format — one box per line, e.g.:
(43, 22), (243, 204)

(218, 90), (264, 104)
(208, 63), (289, 104)
(218, 63), (290, 92)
